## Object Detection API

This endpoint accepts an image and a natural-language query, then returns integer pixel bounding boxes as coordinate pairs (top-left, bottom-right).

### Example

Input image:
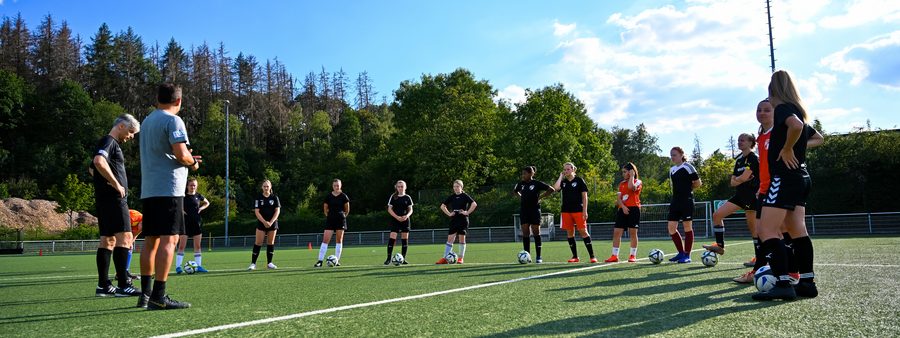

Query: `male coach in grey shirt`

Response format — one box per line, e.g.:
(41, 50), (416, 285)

(138, 83), (200, 310)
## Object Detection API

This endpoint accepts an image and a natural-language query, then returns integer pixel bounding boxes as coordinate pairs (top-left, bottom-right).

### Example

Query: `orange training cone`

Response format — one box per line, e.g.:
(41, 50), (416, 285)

(39, 249), (42, 256)
(308, 242), (313, 250)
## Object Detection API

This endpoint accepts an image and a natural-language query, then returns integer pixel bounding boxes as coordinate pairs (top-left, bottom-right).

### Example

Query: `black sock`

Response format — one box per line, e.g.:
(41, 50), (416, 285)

(533, 235), (542, 258)
(96, 248), (112, 287)
(583, 236), (595, 258)
(387, 238), (395, 258)
(567, 237), (578, 258)
(112, 247), (130, 287)
(713, 226), (725, 247)
(150, 280), (166, 299)
(792, 236), (815, 282)
(401, 238), (408, 257)
(251, 245), (261, 264)
(266, 245), (274, 264)
(783, 232), (797, 273)
(761, 238), (790, 287)
(522, 235), (531, 253)
(753, 237), (767, 270)
(140, 275), (152, 296)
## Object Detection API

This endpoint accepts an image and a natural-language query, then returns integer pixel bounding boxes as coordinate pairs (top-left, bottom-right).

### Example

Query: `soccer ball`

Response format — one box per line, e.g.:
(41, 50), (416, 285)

(325, 254), (339, 267)
(754, 265), (776, 292)
(445, 252), (458, 264)
(517, 250), (531, 264)
(392, 253), (404, 266)
(648, 249), (664, 264)
(701, 251), (718, 267)
(183, 261), (198, 274)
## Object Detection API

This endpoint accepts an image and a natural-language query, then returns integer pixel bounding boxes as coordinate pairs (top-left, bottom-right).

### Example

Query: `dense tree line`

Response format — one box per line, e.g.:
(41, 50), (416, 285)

(1, 14), (897, 237)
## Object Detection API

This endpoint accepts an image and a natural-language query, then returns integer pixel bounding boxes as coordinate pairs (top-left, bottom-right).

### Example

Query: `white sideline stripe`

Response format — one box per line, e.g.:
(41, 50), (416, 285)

(152, 243), (754, 338)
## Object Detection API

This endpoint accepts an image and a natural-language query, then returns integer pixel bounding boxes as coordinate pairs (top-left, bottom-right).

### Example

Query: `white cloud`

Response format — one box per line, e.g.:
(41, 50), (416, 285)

(820, 0), (900, 29)
(496, 85), (527, 105)
(553, 21), (576, 37)
(820, 31), (900, 86)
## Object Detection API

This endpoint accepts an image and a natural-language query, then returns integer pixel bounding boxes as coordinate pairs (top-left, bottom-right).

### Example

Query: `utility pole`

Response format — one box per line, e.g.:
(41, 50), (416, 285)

(224, 100), (231, 247)
(767, 0), (776, 72)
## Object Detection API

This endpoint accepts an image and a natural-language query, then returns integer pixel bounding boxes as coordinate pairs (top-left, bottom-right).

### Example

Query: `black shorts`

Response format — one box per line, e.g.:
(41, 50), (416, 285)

(520, 209), (542, 226)
(142, 197), (185, 236)
(667, 198), (694, 222)
(96, 196), (130, 237)
(728, 193), (757, 211)
(325, 215), (348, 231)
(614, 207), (641, 229)
(390, 218), (410, 233)
(256, 221), (278, 232)
(762, 173), (811, 211)
(755, 194), (764, 219)
(448, 216), (469, 235)
(184, 216), (203, 237)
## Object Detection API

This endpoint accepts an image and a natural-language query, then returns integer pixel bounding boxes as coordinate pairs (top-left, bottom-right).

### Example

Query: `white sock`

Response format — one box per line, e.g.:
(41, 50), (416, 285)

(335, 244), (343, 259)
(194, 252), (202, 266)
(611, 247), (619, 257)
(630, 247), (638, 256)
(459, 243), (466, 258)
(318, 243), (329, 261)
(175, 252), (184, 267)
(444, 243), (453, 256)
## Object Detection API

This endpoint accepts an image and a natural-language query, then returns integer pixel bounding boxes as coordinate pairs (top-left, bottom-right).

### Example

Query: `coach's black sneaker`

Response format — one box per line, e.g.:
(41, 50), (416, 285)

(95, 283), (118, 297)
(147, 295), (191, 310)
(752, 284), (797, 301)
(115, 284), (142, 297)
(136, 294), (149, 308)
(314, 260), (324, 268)
(794, 281), (819, 298)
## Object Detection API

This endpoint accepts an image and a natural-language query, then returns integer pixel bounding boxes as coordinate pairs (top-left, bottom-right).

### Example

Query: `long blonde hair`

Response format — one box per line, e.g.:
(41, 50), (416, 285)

(768, 70), (808, 121)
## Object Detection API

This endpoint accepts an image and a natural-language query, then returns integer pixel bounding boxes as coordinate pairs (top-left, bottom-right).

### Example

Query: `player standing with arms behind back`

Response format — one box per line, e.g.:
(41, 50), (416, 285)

(553, 162), (596, 263)
(437, 180), (477, 264)
(385, 180), (413, 265)
(248, 180), (280, 270)
(513, 166), (555, 263)
(667, 147), (702, 263)
(315, 179), (349, 267)
(605, 163), (642, 263)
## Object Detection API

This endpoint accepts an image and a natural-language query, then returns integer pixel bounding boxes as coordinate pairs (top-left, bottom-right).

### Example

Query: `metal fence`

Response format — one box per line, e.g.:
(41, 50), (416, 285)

(4, 211), (900, 255)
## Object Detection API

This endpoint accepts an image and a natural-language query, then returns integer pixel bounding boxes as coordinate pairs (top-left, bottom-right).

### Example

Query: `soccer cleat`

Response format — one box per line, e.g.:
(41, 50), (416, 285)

(752, 284), (797, 301)
(589, 258), (599, 263)
(788, 273), (801, 285)
(669, 252), (684, 262)
(147, 295), (191, 310)
(567, 257), (580, 263)
(95, 283), (118, 297)
(535, 257), (543, 264)
(315, 261), (324, 268)
(247, 263), (256, 271)
(267, 263), (277, 270)
(743, 257), (756, 267)
(702, 243), (725, 255)
(175, 266), (183, 274)
(334, 262), (342, 267)
(127, 272), (140, 281)
(401, 260), (409, 265)
(457, 258), (464, 264)
(136, 294), (149, 308)
(383, 258), (390, 266)
(196, 266), (209, 273)
(733, 270), (755, 284)
(627, 255), (637, 263)
(436, 257), (449, 264)
(677, 255), (692, 264)
(604, 255), (619, 263)
(793, 281), (818, 298)
(115, 285), (142, 297)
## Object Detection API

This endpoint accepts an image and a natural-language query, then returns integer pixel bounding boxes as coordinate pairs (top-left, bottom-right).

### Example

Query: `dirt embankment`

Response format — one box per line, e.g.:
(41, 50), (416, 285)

(0, 198), (98, 233)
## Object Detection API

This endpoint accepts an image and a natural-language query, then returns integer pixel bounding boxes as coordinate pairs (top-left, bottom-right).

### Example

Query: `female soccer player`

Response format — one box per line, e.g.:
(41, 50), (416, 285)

(437, 180), (477, 264)
(385, 180), (413, 265)
(553, 162), (596, 263)
(753, 71), (823, 300)
(513, 166), (555, 263)
(248, 180), (280, 270)
(702, 133), (759, 257)
(315, 179), (350, 267)
(605, 163), (642, 263)
(176, 178), (210, 274)
(667, 147), (702, 263)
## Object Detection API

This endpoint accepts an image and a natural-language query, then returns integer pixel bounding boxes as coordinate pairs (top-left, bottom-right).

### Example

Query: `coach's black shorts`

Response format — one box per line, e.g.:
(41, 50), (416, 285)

(614, 207), (641, 229)
(256, 221), (278, 232)
(667, 198), (694, 222)
(390, 218), (410, 233)
(96, 196), (130, 236)
(520, 209), (542, 226)
(762, 173), (811, 211)
(325, 214), (348, 231)
(142, 197), (185, 236)
(448, 216), (469, 235)
(184, 215), (203, 237)
(728, 192), (757, 211)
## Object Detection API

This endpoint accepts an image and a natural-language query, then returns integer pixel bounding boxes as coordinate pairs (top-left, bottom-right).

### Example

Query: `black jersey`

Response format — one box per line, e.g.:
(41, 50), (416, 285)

(769, 103), (810, 176)
(514, 180), (552, 211)
(254, 193), (281, 221)
(183, 193), (205, 217)
(734, 152), (760, 197)
(92, 135), (127, 199)
(387, 194), (414, 216)
(324, 192), (350, 218)
(559, 176), (588, 213)
(669, 163), (700, 200)
(443, 193), (475, 212)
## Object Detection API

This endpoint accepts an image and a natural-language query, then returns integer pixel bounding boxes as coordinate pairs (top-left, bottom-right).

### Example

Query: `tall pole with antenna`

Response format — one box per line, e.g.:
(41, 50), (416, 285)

(767, 0), (776, 72)
(224, 100), (231, 247)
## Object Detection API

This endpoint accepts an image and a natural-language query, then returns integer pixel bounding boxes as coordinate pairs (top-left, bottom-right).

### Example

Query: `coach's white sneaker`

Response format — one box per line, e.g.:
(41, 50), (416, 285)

(247, 263), (256, 271)
(267, 262), (278, 270)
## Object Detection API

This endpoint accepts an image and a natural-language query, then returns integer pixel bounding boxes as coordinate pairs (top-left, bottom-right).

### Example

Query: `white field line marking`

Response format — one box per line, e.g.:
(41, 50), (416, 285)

(152, 243), (754, 338)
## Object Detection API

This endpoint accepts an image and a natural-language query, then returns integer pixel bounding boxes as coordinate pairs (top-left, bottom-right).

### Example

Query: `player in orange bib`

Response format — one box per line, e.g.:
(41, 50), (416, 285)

(553, 162), (596, 263)
(605, 163), (642, 263)
(127, 209), (143, 280)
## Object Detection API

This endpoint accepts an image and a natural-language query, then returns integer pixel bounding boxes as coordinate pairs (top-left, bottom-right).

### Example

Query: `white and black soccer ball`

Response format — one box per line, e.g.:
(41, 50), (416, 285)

(445, 251), (458, 264)
(648, 249), (664, 264)
(183, 260), (198, 274)
(392, 253), (404, 266)
(701, 251), (718, 267)
(754, 265), (776, 292)
(325, 254), (339, 267)
(517, 250), (531, 264)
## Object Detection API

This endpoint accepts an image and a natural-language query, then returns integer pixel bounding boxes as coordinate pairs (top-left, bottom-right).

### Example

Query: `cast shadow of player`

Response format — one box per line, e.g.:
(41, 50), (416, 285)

(0, 305), (139, 325)
(0, 295), (106, 308)
(354, 264), (565, 279)
(0, 275), (96, 289)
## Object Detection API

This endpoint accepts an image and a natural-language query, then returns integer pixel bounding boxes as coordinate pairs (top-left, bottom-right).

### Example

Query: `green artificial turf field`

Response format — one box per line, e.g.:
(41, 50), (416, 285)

(1, 237), (898, 337)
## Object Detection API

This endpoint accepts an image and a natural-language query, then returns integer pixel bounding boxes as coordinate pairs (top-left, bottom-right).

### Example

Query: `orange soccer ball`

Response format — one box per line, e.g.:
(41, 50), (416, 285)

(129, 209), (142, 234)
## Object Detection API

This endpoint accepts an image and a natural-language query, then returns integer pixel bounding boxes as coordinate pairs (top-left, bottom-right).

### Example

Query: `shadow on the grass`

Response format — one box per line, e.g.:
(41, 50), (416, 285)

(0, 295), (104, 308)
(0, 276), (95, 288)
(0, 305), (140, 325)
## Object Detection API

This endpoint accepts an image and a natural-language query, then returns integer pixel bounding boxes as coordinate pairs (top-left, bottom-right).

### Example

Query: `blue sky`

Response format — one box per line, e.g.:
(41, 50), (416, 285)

(3, 0), (898, 156)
